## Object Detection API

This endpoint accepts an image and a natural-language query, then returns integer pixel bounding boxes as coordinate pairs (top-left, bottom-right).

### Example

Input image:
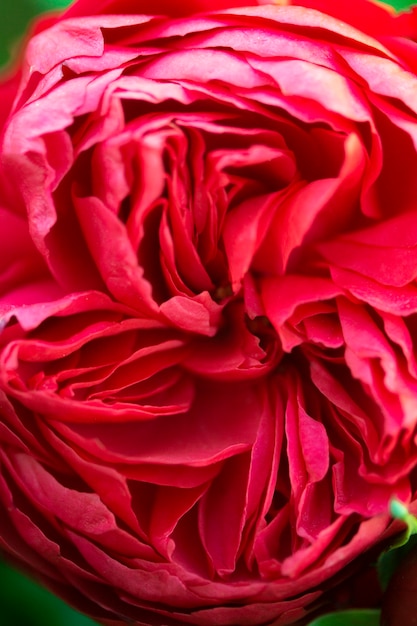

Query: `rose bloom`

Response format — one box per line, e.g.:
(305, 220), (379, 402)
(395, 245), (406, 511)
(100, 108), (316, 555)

(1, 0), (417, 624)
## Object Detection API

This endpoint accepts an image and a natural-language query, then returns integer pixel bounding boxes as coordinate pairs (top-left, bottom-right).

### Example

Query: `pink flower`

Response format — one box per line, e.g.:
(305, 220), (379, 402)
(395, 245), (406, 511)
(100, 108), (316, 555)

(1, 0), (417, 624)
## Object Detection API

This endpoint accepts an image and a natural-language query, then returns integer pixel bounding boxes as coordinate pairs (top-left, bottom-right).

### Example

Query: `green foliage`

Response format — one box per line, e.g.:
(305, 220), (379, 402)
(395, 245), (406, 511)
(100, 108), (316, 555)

(378, 533), (417, 591)
(35, 0), (72, 7)
(0, 0), (71, 67)
(378, 500), (417, 590)
(306, 610), (381, 626)
(0, 557), (98, 626)
(389, 0), (417, 8)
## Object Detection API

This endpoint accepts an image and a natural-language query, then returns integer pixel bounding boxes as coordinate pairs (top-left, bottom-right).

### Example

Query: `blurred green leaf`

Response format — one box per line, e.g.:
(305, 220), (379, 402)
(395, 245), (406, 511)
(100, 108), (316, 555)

(35, 0), (72, 7)
(378, 501), (417, 590)
(388, 0), (417, 8)
(306, 609), (381, 626)
(0, 561), (95, 626)
(0, 558), (99, 626)
(378, 534), (417, 591)
(0, 0), (71, 67)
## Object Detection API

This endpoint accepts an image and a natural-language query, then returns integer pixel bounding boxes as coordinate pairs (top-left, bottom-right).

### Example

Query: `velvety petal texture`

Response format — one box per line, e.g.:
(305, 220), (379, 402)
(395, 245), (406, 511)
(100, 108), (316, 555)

(1, 0), (417, 625)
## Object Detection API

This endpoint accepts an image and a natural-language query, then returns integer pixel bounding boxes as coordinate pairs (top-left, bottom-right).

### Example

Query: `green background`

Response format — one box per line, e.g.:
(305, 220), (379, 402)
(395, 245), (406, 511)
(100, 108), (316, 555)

(0, 0), (416, 625)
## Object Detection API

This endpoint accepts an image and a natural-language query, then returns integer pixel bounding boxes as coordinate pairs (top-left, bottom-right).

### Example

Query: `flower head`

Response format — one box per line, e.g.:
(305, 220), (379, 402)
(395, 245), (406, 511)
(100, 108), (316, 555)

(1, 1), (417, 624)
